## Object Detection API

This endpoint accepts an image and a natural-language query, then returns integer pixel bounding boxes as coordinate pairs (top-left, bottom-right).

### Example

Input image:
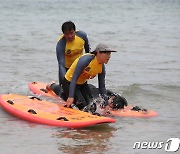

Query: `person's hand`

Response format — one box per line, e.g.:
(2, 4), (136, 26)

(65, 97), (74, 108)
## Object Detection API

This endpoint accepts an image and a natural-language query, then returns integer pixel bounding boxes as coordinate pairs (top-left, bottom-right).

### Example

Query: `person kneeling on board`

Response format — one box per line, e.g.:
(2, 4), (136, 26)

(61, 43), (117, 112)
(85, 84), (128, 114)
(85, 84), (147, 115)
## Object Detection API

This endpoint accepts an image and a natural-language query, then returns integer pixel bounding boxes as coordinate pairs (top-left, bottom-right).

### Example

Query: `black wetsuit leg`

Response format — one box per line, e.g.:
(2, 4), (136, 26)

(78, 82), (93, 106)
(62, 78), (92, 110)
(50, 83), (62, 96)
(50, 67), (69, 98)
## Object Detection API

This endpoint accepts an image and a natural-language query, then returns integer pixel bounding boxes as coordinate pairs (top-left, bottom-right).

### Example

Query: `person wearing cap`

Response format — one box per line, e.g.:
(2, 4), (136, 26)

(46, 21), (90, 96)
(62, 43), (117, 110)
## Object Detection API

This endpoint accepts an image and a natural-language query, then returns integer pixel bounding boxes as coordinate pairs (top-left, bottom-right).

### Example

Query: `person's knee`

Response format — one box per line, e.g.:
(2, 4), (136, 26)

(50, 83), (62, 96)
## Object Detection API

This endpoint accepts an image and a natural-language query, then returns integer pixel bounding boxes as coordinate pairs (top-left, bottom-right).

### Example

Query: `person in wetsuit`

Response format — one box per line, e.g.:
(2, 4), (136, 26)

(88, 84), (128, 111)
(62, 43), (117, 110)
(48, 21), (90, 96)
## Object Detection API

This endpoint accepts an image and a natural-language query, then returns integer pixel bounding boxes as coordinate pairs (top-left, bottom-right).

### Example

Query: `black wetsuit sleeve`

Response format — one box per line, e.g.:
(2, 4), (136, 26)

(76, 31), (90, 53)
(98, 64), (107, 95)
(69, 55), (94, 98)
(56, 38), (66, 84)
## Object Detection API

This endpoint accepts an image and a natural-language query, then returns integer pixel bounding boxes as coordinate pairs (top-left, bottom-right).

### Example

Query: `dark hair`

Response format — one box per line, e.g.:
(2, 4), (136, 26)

(111, 94), (128, 110)
(61, 21), (76, 33)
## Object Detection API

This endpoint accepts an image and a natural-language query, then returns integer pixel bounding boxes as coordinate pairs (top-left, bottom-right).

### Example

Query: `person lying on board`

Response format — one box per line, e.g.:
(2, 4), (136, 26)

(85, 84), (128, 114)
(83, 84), (147, 115)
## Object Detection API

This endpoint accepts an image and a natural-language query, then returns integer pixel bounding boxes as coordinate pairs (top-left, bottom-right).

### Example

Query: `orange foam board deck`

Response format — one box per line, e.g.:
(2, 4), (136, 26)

(0, 94), (115, 128)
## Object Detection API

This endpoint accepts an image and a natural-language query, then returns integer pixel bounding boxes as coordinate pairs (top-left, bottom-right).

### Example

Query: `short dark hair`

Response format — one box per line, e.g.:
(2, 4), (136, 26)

(61, 21), (76, 33)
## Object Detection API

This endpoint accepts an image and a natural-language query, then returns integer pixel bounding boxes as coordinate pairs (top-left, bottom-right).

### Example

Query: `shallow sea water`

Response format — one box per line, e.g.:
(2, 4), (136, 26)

(0, 0), (180, 153)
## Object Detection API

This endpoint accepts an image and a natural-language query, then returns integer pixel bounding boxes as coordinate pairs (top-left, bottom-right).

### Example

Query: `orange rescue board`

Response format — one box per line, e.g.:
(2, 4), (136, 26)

(28, 82), (59, 98)
(28, 82), (158, 118)
(0, 94), (115, 128)
(109, 106), (158, 118)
